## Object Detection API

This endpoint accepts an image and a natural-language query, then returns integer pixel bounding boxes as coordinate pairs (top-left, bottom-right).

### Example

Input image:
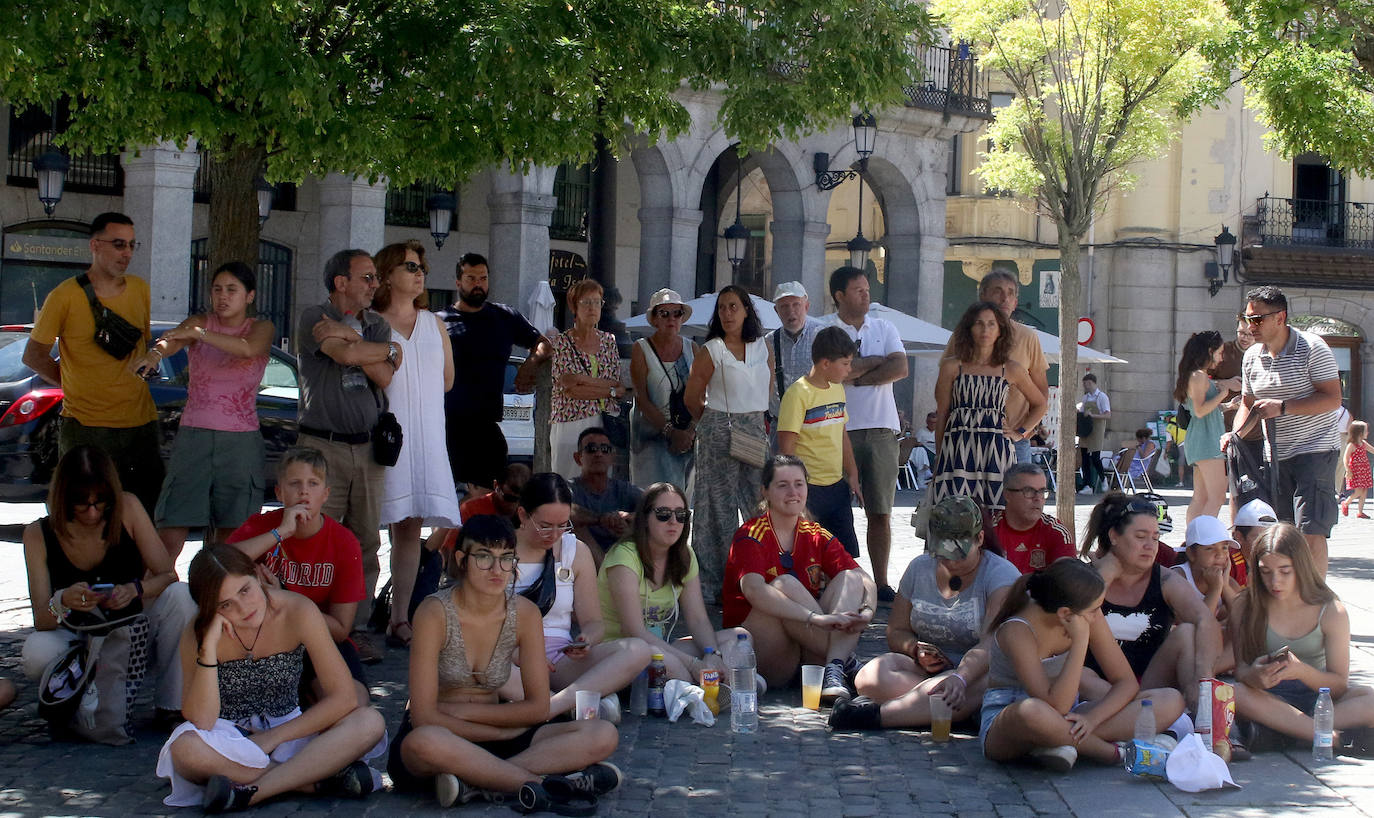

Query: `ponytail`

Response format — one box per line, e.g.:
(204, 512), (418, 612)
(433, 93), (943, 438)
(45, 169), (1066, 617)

(986, 558), (1105, 633)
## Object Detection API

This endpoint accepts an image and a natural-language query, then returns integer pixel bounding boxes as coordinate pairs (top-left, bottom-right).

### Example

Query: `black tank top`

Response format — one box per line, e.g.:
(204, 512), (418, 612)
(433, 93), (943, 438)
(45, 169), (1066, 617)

(1086, 563), (1172, 679)
(41, 516), (145, 618)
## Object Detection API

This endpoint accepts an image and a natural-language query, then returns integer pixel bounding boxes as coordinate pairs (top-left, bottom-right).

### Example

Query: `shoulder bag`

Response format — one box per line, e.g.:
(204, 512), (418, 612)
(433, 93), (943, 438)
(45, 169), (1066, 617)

(369, 382), (403, 467)
(719, 342), (768, 469)
(38, 605), (149, 745)
(77, 274), (143, 360)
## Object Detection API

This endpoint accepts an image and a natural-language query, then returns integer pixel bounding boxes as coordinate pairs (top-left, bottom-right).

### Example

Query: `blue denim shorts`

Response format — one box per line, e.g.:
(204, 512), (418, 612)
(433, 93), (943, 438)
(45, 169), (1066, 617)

(979, 687), (1030, 755)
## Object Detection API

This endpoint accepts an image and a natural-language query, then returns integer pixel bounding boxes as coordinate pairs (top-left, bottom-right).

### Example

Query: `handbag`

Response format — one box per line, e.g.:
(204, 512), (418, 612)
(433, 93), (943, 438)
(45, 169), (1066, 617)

(39, 607), (150, 745)
(1175, 402), (1192, 430)
(369, 384), (403, 467)
(77, 274), (143, 360)
(1153, 448), (1171, 478)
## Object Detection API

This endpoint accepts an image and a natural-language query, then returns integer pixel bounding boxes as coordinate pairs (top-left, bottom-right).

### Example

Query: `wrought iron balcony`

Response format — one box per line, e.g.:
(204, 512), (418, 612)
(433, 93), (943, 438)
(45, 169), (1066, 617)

(1254, 195), (1374, 252)
(904, 42), (991, 119)
(6, 122), (123, 196)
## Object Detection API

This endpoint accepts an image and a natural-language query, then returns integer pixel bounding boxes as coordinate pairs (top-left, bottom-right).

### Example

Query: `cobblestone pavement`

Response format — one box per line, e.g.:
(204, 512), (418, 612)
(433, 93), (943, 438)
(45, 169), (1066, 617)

(0, 487), (1371, 817)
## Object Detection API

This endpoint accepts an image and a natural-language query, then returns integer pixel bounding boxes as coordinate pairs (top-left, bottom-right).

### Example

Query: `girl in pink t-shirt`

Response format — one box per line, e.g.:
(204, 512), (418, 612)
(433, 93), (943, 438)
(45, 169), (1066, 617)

(134, 262), (274, 558)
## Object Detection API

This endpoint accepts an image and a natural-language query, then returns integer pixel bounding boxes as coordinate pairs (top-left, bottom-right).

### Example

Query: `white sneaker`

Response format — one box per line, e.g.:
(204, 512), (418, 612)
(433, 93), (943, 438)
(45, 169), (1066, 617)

(1077, 486), (1094, 495)
(1029, 744), (1078, 772)
(598, 694), (622, 724)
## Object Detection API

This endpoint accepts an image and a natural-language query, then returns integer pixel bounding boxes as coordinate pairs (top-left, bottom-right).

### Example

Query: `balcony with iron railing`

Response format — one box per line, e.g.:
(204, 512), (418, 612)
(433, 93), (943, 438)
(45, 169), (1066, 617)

(904, 42), (991, 119)
(1240, 194), (1374, 290)
(1253, 195), (1374, 252)
(7, 125), (123, 195)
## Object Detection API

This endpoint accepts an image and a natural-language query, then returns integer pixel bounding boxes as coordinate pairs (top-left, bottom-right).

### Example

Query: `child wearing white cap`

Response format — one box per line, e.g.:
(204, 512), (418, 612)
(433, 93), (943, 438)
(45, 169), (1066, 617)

(1176, 516), (1244, 674)
(1231, 498), (1279, 576)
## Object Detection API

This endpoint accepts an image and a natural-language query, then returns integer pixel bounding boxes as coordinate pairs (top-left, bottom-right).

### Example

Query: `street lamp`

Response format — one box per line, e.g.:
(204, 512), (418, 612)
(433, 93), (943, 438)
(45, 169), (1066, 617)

(1208, 225), (1236, 297)
(255, 176), (274, 225)
(852, 112), (877, 160)
(34, 148), (69, 216)
(723, 150), (750, 271)
(426, 192), (457, 249)
(814, 112), (879, 190)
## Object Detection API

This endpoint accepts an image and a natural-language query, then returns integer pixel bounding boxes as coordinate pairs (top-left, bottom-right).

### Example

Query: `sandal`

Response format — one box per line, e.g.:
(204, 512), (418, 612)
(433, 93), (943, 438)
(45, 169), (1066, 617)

(386, 621), (413, 649)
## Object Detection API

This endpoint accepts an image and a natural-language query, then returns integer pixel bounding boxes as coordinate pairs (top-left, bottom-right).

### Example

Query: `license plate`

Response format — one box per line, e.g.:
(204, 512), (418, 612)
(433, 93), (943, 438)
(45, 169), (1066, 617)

(503, 405), (531, 421)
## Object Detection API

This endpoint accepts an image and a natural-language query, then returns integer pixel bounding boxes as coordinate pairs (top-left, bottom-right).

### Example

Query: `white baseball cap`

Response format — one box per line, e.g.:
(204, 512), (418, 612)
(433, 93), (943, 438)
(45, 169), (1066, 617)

(1233, 499), (1279, 529)
(1184, 515), (1237, 548)
(772, 281), (808, 302)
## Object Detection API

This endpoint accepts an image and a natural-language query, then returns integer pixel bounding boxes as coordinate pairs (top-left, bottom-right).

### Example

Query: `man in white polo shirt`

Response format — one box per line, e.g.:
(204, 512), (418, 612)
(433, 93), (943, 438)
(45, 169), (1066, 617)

(1230, 285), (1343, 575)
(828, 266), (908, 600)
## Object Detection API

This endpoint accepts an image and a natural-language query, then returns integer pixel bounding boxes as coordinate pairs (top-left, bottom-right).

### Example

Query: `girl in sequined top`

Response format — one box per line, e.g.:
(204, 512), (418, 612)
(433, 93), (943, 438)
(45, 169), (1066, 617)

(390, 515), (622, 810)
(156, 545), (385, 812)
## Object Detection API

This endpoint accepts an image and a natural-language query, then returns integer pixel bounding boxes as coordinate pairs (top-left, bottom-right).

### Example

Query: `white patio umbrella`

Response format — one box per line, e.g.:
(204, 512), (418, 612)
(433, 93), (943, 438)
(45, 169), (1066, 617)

(625, 291), (781, 334)
(1033, 328), (1127, 364)
(865, 303), (952, 350)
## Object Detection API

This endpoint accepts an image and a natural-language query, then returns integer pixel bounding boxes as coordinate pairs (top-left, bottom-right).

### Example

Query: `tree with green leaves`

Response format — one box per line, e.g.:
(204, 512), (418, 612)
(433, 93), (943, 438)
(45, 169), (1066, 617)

(0, 0), (932, 270)
(930, 0), (1232, 530)
(1226, 0), (1374, 175)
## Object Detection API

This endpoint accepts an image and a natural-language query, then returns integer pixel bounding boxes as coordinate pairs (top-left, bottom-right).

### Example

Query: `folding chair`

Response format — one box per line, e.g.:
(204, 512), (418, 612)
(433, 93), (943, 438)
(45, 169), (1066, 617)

(1031, 448), (1057, 493)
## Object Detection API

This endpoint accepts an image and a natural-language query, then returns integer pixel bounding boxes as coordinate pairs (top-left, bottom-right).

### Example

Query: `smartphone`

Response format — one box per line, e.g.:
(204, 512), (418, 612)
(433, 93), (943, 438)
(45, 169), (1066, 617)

(561, 640), (588, 653)
(1266, 645), (1292, 663)
(90, 583), (115, 596)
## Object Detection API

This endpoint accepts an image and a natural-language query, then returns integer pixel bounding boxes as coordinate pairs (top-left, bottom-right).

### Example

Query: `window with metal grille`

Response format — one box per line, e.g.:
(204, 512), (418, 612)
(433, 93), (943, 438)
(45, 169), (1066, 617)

(6, 103), (123, 195)
(551, 163), (591, 241)
(385, 181), (458, 228)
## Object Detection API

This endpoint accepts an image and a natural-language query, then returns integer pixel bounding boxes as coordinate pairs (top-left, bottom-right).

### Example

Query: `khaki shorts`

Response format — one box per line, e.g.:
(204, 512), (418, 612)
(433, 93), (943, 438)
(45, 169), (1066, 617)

(850, 428), (899, 515)
(155, 427), (265, 529)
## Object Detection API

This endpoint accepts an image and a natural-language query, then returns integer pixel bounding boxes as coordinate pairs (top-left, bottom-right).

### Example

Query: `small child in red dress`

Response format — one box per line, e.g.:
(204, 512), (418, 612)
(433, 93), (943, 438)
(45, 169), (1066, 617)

(1341, 420), (1374, 518)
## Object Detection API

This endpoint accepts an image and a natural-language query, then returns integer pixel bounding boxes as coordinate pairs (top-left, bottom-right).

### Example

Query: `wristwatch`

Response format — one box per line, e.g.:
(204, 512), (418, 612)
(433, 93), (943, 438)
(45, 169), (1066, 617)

(386, 342), (400, 369)
(609, 384), (619, 399)
(1279, 400), (1287, 416)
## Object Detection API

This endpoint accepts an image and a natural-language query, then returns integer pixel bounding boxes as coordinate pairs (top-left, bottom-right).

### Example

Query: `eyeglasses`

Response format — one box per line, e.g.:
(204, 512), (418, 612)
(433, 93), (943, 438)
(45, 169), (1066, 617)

(1243, 311), (1282, 326)
(395, 261), (425, 274)
(356, 274), (379, 284)
(532, 520), (574, 536)
(498, 489), (521, 503)
(577, 298), (605, 308)
(467, 550), (518, 572)
(1006, 486), (1051, 499)
(653, 507), (690, 523)
(582, 443), (613, 454)
(654, 309), (685, 319)
(93, 238), (140, 251)
(73, 499), (109, 513)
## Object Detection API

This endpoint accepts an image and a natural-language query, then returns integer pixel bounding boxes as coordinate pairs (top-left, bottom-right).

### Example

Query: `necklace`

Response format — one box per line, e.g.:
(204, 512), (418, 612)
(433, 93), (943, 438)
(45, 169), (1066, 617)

(230, 622), (265, 661)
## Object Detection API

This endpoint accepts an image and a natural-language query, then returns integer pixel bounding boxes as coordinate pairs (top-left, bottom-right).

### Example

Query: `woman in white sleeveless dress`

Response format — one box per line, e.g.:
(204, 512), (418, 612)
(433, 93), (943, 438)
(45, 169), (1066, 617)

(373, 241), (461, 648)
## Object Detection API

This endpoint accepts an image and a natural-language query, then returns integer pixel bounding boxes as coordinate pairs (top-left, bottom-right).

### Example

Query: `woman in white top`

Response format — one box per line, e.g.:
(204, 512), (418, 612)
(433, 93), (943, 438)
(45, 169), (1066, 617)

(684, 285), (775, 603)
(498, 473), (651, 721)
(372, 241), (461, 648)
(629, 289), (697, 493)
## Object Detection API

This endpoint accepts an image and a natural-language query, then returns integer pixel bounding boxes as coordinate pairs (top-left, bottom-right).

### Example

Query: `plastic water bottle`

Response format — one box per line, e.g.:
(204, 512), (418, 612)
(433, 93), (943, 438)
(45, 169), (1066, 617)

(1313, 687), (1335, 761)
(1134, 699), (1156, 744)
(629, 669), (648, 717)
(729, 633), (758, 734)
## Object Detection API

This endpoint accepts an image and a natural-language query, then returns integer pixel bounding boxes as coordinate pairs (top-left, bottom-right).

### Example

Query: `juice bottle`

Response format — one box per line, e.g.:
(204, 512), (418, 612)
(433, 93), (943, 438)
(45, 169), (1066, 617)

(700, 646), (721, 716)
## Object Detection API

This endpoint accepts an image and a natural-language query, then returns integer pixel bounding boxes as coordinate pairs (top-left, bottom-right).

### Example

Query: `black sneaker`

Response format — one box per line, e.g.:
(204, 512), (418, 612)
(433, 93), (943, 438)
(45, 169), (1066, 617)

(820, 659), (854, 704)
(202, 776), (257, 813)
(828, 695), (883, 730)
(877, 585), (897, 603)
(316, 761), (374, 799)
(563, 762), (623, 796)
(516, 779), (597, 817)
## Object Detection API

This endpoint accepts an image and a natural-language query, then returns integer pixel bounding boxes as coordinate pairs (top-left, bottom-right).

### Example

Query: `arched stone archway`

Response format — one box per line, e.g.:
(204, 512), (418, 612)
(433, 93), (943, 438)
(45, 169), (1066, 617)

(858, 156), (921, 318)
(1285, 292), (1371, 416)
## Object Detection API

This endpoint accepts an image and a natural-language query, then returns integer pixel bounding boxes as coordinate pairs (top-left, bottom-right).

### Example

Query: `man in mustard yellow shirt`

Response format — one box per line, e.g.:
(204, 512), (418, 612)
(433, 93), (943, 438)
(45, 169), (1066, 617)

(23, 212), (161, 512)
(777, 327), (863, 557)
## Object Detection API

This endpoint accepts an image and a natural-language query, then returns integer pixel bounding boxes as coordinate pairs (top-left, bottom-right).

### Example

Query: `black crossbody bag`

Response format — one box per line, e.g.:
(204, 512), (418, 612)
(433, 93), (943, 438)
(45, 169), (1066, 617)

(77, 274), (143, 360)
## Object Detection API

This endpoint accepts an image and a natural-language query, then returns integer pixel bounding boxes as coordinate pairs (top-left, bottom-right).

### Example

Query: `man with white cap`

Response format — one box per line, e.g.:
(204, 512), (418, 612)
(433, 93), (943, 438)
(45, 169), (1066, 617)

(766, 281), (825, 424)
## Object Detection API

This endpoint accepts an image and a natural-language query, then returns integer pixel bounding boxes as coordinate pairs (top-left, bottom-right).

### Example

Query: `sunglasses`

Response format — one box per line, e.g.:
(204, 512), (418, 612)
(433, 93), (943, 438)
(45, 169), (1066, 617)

(395, 261), (425, 274)
(1243, 311), (1282, 325)
(655, 308), (685, 319)
(93, 238), (140, 251)
(467, 551), (518, 572)
(652, 507), (690, 523)
(582, 443), (613, 454)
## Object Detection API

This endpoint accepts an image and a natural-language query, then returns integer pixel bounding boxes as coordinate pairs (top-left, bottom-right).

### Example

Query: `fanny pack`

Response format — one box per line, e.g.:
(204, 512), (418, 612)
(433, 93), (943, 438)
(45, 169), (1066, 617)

(77, 274), (143, 360)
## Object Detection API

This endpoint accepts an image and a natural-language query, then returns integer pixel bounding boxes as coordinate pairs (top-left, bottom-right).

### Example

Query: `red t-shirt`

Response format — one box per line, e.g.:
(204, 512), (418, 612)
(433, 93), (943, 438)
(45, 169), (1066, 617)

(228, 509), (365, 610)
(460, 493), (499, 520)
(1228, 547), (1248, 587)
(992, 511), (1077, 574)
(721, 514), (860, 628)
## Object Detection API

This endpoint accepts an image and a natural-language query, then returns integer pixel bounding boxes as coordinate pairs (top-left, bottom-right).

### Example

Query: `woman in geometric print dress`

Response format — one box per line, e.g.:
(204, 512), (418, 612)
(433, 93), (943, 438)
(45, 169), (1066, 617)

(931, 302), (1046, 510)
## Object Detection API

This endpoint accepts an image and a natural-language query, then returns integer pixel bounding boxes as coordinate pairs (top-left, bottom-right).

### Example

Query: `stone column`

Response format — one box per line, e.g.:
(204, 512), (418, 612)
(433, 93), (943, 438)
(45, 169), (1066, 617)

(120, 140), (200, 322)
(637, 206), (704, 301)
(487, 167), (557, 311)
(770, 220), (831, 312)
(315, 173), (387, 303)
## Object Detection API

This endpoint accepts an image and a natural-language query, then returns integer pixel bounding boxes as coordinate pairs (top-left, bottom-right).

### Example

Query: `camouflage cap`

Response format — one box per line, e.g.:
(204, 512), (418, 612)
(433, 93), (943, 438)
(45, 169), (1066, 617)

(927, 495), (982, 560)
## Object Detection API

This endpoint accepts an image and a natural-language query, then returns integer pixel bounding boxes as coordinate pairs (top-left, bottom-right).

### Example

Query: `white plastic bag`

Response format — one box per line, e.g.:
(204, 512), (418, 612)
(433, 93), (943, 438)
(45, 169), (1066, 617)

(1165, 733), (1240, 792)
(664, 679), (715, 726)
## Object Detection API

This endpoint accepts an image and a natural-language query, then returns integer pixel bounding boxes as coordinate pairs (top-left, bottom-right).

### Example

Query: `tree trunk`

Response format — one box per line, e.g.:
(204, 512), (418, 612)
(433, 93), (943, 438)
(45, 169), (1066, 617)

(206, 143), (266, 274)
(1054, 224), (1083, 538)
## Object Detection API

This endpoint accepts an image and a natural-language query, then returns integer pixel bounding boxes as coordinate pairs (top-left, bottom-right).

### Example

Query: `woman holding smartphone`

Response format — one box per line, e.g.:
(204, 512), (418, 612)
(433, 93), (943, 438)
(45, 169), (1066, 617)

(499, 473), (651, 721)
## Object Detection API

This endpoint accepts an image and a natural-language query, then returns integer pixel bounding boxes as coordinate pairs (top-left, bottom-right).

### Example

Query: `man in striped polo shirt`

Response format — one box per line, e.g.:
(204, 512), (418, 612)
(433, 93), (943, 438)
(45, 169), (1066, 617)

(1230, 286), (1343, 574)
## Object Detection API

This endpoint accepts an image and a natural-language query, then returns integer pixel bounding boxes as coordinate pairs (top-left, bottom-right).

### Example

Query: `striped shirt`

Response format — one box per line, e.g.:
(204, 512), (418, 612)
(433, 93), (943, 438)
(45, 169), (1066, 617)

(1241, 327), (1340, 460)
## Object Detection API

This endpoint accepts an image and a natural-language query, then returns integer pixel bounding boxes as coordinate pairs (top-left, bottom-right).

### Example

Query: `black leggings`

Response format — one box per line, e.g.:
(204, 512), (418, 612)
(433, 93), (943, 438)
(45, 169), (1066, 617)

(1081, 447), (1102, 489)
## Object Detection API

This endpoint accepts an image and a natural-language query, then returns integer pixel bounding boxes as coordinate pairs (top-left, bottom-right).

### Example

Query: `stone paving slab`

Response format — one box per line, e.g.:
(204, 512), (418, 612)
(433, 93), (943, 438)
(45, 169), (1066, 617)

(0, 487), (1372, 815)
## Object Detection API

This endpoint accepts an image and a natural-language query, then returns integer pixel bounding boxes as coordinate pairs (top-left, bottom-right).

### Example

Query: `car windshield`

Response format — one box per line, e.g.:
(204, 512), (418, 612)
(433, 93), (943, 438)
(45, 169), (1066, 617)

(0, 334), (35, 383)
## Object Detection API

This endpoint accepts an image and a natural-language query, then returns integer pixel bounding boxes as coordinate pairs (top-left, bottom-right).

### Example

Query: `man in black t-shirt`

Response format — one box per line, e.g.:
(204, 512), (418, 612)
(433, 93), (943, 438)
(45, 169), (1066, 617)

(437, 252), (551, 490)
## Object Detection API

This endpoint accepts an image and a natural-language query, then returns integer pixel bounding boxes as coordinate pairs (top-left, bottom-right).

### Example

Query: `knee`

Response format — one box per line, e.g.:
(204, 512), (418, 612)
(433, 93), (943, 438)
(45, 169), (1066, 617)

(1020, 698), (1064, 731)
(585, 720), (620, 757)
(1144, 687), (1185, 722)
(402, 724), (453, 764)
(21, 631), (73, 681)
(346, 705), (386, 743)
(769, 573), (807, 597)
(618, 637), (653, 665)
(157, 582), (196, 627)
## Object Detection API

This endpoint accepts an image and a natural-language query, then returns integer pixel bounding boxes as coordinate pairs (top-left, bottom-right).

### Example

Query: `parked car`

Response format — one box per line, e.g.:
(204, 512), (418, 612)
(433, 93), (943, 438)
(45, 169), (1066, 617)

(0, 323), (299, 501)
(501, 355), (535, 462)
